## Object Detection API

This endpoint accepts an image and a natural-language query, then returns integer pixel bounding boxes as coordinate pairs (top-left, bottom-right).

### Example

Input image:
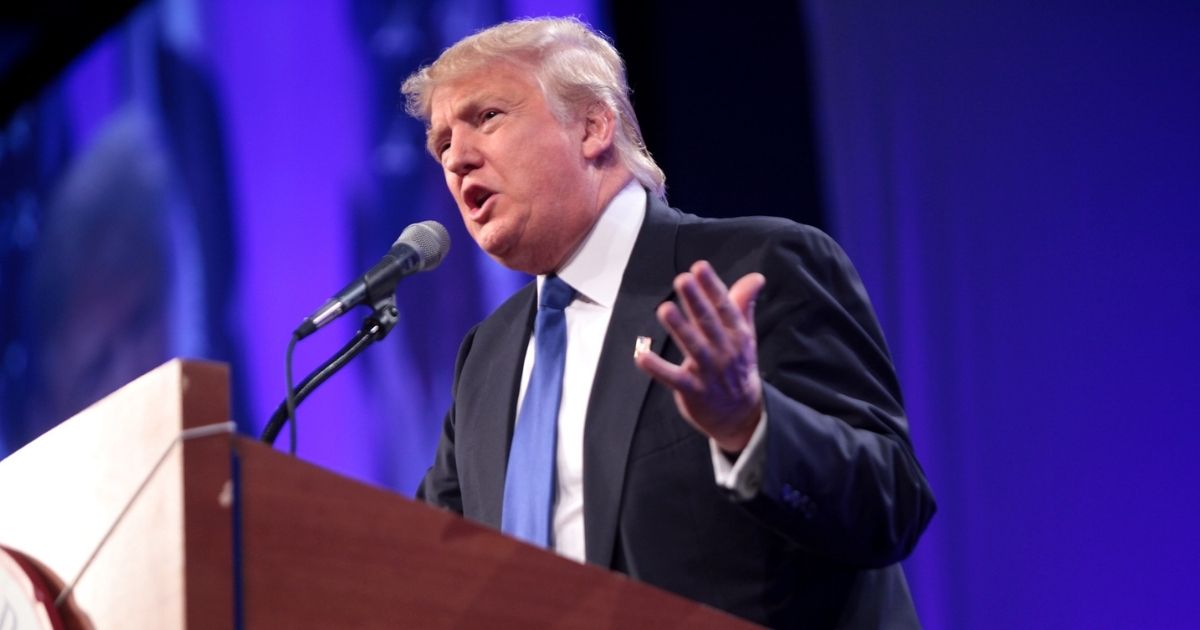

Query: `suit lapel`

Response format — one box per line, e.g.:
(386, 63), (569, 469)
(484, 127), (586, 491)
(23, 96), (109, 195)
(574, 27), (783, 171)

(583, 196), (681, 565)
(466, 283), (535, 528)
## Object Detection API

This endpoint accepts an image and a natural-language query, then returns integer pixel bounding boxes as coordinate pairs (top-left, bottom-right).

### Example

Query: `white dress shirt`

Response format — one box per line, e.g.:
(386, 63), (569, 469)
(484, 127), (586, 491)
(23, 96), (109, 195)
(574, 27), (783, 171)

(515, 180), (767, 562)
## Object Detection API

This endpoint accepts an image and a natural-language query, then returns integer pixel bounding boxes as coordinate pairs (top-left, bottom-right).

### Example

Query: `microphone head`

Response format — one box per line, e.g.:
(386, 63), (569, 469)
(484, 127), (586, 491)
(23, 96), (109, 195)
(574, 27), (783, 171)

(396, 220), (451, 270)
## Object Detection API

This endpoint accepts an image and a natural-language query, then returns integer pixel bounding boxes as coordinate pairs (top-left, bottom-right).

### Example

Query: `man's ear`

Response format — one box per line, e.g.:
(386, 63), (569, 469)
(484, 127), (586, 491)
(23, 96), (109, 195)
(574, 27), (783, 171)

(581, 103), (616, 160)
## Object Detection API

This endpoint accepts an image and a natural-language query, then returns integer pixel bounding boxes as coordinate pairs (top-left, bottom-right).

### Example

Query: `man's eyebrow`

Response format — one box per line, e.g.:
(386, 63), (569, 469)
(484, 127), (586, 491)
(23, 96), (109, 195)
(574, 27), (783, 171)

(425, 91), (520, 157)
(425, 97), (478, 157)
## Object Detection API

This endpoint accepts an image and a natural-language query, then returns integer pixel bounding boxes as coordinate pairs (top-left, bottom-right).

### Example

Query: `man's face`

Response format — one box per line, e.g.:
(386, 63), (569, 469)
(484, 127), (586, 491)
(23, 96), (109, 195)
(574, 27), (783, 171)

(427, 63), (601, 274)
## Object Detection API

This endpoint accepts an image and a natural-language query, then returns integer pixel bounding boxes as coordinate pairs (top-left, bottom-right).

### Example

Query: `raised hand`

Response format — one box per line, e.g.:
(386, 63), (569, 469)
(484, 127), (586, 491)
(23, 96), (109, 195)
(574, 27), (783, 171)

(634, 260), (766, 453)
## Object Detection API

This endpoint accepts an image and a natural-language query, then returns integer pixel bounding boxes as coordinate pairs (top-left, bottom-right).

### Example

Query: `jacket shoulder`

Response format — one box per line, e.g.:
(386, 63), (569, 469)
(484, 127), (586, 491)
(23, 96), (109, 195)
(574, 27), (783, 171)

(670, 209), (853, 276)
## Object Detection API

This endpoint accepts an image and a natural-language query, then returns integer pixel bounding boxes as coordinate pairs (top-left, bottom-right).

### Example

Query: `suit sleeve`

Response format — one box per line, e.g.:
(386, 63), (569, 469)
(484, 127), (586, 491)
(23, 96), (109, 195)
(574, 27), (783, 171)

(415, 324), (478, 514)
(735, 225), (936, 568)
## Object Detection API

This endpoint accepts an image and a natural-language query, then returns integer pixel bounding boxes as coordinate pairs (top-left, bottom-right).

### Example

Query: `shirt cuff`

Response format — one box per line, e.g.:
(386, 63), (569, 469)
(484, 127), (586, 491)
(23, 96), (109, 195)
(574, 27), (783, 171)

(709, 410), (768, 501)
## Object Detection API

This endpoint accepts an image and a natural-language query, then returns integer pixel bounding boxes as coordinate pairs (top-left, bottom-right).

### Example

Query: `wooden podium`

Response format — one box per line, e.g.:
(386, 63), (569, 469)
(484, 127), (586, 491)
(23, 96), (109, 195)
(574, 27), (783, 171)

(0, 360), (751, 629)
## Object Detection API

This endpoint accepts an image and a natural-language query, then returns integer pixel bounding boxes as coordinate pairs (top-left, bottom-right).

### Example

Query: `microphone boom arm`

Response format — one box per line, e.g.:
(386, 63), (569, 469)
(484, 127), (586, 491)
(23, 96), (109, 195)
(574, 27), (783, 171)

(260, 297), (400, 446)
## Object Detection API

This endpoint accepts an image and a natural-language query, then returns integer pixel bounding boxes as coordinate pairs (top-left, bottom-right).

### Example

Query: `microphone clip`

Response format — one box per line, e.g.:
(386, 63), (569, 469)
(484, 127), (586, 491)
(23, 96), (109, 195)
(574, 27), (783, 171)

(362, 293), (400, 342)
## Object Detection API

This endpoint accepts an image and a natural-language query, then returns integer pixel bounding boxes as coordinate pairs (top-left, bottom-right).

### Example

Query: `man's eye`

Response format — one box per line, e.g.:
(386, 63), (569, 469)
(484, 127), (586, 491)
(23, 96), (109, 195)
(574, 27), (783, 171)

(481, 110), (500, 122)
(438, 141), (451, 156)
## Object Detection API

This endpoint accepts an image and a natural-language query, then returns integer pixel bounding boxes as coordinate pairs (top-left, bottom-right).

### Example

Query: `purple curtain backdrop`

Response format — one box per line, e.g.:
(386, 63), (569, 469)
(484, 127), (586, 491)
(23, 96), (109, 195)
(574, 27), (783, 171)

(803, 2), (1200, 627)
(0, 0), (600, 487)
(206, 0), (601, 490)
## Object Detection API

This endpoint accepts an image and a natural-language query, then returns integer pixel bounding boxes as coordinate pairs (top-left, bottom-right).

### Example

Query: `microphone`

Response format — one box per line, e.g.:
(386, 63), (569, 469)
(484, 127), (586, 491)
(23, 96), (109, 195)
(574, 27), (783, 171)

(294, 220), (450, 340)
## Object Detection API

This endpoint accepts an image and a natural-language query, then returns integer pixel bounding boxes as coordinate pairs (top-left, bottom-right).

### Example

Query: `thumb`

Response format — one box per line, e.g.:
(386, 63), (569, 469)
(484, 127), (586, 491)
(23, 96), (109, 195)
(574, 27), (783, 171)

(729, 272), (766, 321)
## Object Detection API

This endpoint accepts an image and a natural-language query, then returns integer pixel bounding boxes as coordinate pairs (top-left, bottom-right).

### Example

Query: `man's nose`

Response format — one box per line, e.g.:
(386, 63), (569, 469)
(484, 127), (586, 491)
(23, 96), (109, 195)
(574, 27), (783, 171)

(444, 136), (483, 176)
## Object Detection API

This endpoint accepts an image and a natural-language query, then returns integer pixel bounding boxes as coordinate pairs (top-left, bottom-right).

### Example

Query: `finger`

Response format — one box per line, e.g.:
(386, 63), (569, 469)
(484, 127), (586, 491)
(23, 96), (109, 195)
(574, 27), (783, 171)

(692, 261), (743, 329)
(675, 272), (729, 350)
(634, 345), (702, 396)
(657, 301), (714, 368)
(728, 273), (766, 323)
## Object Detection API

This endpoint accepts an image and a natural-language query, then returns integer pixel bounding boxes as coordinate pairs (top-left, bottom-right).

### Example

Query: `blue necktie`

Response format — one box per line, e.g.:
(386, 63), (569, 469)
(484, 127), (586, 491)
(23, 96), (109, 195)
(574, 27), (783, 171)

(501, 275), (575, 547)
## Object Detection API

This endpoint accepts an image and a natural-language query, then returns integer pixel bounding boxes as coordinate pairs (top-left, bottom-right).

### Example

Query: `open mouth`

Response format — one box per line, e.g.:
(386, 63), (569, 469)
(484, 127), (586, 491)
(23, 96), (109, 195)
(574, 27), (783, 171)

(465, 184), (495, 212)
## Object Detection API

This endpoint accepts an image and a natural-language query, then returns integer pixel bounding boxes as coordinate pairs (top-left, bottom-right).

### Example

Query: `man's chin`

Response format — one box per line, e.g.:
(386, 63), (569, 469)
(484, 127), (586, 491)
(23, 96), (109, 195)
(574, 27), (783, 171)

(472, 227), (557, 275)
(474, 232), (524, 271)
(475, 230), (513, 260)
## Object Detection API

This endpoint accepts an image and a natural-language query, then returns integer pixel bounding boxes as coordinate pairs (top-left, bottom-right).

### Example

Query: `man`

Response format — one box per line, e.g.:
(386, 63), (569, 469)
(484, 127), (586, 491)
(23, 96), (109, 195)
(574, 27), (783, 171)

(403, 17), (935, 628)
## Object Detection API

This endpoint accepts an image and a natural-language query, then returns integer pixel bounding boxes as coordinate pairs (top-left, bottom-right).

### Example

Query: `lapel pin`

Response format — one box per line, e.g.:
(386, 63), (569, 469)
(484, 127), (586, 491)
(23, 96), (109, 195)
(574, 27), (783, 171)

(634, 335), (652, 359)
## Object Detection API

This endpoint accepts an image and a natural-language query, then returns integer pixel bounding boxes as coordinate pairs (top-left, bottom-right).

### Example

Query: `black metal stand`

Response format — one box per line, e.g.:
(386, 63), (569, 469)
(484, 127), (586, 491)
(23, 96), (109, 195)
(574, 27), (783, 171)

(260, 298), (399, 447)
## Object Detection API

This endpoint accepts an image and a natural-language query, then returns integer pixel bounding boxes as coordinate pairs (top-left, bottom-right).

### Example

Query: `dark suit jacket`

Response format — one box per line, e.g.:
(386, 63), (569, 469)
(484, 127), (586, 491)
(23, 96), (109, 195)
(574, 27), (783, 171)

(419, 196), (936, 628)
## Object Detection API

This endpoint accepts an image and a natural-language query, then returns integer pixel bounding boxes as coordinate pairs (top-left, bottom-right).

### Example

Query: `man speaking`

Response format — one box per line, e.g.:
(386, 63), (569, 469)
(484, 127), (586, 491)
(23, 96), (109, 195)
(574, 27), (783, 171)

(403, 17), (935, 628)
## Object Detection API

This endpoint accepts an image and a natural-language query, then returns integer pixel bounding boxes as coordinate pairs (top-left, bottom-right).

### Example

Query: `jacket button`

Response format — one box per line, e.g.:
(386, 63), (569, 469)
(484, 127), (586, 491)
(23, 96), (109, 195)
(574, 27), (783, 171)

(781, 484), (817, 519)
(798, 494), (816, 520)
(781, 483), (802, 508)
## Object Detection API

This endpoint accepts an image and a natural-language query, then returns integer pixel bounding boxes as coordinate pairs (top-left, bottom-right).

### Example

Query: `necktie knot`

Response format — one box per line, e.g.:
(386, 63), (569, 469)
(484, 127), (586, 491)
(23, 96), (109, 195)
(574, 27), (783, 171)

(540, 275), (575, 311)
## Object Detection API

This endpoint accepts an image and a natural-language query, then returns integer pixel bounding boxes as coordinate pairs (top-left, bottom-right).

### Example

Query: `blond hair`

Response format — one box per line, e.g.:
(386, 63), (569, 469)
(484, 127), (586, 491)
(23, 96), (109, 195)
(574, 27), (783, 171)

(402, 16), (666, 200)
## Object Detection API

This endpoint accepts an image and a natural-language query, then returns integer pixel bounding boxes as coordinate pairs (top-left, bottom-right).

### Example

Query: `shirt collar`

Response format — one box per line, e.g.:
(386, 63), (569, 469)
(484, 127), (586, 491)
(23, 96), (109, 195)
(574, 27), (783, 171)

(537, 179), (647, 309)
